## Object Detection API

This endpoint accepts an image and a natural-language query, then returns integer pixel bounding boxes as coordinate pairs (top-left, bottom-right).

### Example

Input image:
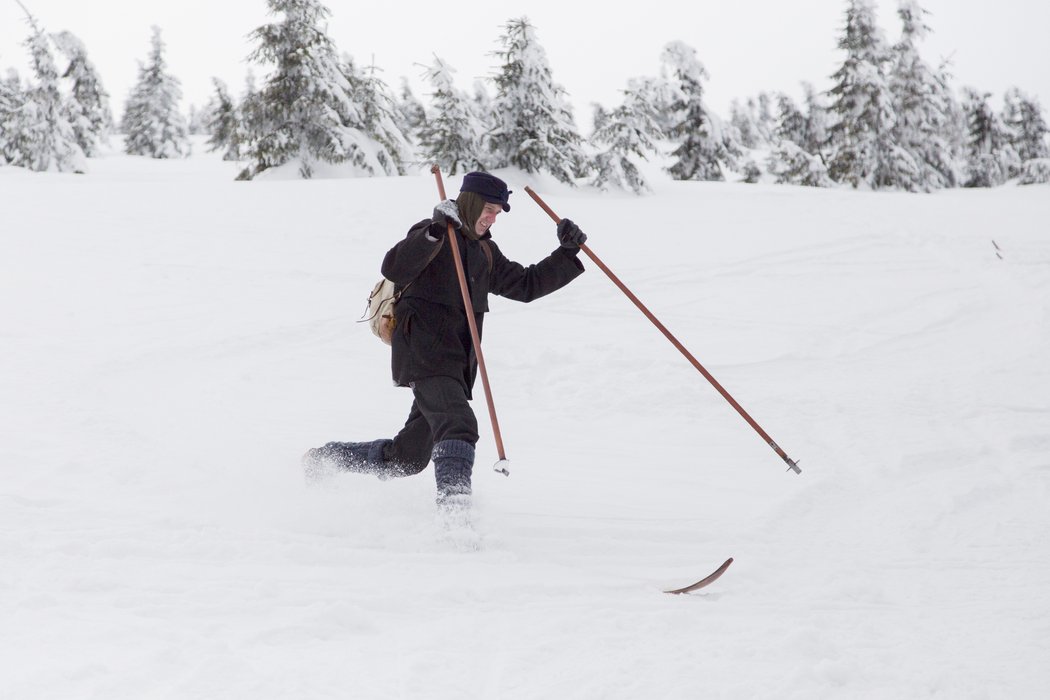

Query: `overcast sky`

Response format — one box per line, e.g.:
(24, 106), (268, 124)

(2, 0), (1048, 126)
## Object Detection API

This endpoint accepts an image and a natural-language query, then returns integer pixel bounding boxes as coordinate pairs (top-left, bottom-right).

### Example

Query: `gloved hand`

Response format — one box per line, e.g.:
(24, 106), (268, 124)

(556, 218), (587, 249)
(432, 199), (462, 231)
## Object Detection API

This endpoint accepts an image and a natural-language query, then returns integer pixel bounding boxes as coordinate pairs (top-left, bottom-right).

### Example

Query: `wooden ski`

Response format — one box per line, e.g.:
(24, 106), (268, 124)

(664, 557), (734, 595)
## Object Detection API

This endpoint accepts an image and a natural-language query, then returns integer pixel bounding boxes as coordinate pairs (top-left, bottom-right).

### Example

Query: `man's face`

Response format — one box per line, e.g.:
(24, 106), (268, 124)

(475, 202), (502, 237)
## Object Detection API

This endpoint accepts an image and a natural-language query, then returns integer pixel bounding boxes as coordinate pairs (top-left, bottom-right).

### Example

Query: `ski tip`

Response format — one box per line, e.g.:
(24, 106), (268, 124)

(664, 557), (734, 595)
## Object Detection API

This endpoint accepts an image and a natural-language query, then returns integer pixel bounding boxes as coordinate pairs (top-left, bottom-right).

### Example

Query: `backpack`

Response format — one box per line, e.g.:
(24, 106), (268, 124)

(361, 237), (495, 346)
(364, 277), (399, 345)
(361, 237), (494, 346)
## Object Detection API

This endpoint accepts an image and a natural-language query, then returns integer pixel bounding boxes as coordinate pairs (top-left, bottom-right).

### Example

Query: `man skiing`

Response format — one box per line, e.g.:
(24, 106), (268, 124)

(303, 171), (588, 514)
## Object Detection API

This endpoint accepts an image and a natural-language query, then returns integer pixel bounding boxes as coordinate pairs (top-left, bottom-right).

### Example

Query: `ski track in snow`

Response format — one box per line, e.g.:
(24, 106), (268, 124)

(3, 143), (1050, 699)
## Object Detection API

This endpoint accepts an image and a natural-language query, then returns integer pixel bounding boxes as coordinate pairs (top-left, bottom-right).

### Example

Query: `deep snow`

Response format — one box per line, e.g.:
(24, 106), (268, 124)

(3, 143), (1049, 699)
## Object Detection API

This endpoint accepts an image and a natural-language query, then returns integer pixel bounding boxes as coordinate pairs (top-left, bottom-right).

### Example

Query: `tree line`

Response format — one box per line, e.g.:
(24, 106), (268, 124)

(2, 0), (1048, 190)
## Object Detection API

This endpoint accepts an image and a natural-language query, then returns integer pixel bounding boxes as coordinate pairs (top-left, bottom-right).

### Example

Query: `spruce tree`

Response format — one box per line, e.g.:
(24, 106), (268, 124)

(0, 71), (22, 164)
(418, 56), (485, 176)
(800, 82), (830, 156)
(774, 93), (806, 146)
(487, 17), (588, 183)
(122, 26), (189, 159)
(730, 98), (759, 149)
(887, 0), (958, 191)
(4, 7), (85, 172)
(51, 30), (111, 156)
(1002, 87), (1049, 163)
(662, 41), (738, 181)
(826, 0), (899, 189)
(242, 0), (409, 179)
(205, 78), (243, 160)
(243, 0), (364, 178)
(342, 57), (411, 176)
(590, 78), (664, 194)
(394, 78), (427, 145)
(962, 88), (1019, 187)
(755, 92), (778, 145)
(767, 141), (833, 187)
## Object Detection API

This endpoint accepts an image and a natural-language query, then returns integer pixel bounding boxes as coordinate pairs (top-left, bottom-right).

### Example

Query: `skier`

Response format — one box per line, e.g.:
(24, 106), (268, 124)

(302, 172), (588, 514)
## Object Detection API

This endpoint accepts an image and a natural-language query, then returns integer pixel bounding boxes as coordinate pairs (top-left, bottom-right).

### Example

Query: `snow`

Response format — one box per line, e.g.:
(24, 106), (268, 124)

(3, 140), (1050, 698)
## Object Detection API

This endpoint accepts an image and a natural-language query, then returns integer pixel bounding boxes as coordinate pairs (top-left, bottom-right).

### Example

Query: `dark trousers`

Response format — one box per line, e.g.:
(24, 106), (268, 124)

(384, 375), (478, 475)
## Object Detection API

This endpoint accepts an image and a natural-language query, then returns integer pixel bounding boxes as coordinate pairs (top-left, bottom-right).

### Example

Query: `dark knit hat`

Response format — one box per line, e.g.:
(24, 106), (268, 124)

(460, 171), (511, 212)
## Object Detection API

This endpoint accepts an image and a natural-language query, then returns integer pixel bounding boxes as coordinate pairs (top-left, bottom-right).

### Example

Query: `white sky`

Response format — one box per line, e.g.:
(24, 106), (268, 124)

(2, 0), (1048, 126)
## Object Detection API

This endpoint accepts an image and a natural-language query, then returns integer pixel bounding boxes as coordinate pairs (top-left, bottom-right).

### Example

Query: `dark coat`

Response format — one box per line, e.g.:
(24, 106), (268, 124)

(381, 219), (585, 397)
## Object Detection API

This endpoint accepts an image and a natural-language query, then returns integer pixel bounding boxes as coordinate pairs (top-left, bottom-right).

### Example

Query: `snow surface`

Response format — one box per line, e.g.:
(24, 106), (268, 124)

(3, 142), (1050, 698)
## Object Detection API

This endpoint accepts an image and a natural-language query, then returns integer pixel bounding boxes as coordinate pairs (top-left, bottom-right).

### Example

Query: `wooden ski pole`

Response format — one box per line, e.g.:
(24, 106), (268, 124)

(431, 166), (510, 476)
(524, 186), (801, 475)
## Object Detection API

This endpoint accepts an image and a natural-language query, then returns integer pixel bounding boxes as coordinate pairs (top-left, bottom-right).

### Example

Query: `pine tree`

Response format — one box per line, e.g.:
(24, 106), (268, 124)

(1017, 157), (1050, 185)
(122, 26), (189, 159)
(962, 88), (1019, 187)
(730, 98), (759, 149)
(418, 56), (485, 175)
(590, 78), (664, 193)
(662, 41), (738, 181)
(51, 30), (111, 156)
(487, 17), (588, 183)
(237, 71), (262, 157)
(887, 0), (958, 191)
(774, 93), (806, 146)
(394, 78), (427, 145)
(1002, 87), (1049, 163)
(1, 69), (21, 164)
(4, 7), (85, 172)
(243, 0), (365, 178)
(767, 140), (833, 187)
(342, 57), (411, 176)
(242, 0), (408, 179)
(755, 92), (778, 145)
(205, 78), (243, 160)
(800, 82), (830, 156)
(826, 0), (900, 189)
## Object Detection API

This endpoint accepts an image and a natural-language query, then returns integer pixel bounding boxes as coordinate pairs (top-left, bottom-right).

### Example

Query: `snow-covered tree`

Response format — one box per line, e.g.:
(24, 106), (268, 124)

(487, 17), (588, 183)
(1002, 87), (1049, 164)
(342, 57), (411, 175)
(186, 100), (214, 135)
(774, 93), (806, 146)
(962, 88), (1019, 187)
(754, 92), (778, 145)
(122, 26), (189, 159)
(767, 140), (833, 187)
(242, 0), (360, 178)
(241, 0), (408, 179)
(887, 0), (958, 191)
(51, 30), (111, 156)
(661, 41), (738, 181)
(236, 71), (262, 152)
(589, 78), (664, 194)
(730, 98), (759, 149)
(394, 78), (426, 145)
(1017, 158), (1050, 185)
(418, 56), (485, 175)
(0, 71), (22, 164)
(204, 78), (243, 160)
(800, 82), (830, 156)
(3, 7), (85, 172)
(826, 0), (899, 189)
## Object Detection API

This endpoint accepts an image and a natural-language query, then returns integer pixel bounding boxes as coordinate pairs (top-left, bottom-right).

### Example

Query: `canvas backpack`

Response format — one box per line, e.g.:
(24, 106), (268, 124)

(362, 237), (494, 346)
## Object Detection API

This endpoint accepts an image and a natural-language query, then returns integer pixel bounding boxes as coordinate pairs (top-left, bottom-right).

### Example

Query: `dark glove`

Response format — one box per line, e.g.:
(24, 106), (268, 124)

(432, 199), (462, 230)
(556, 218), (587, 249)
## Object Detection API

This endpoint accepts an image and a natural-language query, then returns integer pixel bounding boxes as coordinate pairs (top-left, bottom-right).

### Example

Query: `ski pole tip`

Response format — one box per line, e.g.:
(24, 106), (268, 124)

(493, 459), (510, 477)
(784, 456), (802, 475)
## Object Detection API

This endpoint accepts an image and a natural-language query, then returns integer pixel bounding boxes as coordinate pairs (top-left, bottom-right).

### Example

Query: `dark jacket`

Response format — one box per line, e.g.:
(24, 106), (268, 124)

(382, 219), (585, 396)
